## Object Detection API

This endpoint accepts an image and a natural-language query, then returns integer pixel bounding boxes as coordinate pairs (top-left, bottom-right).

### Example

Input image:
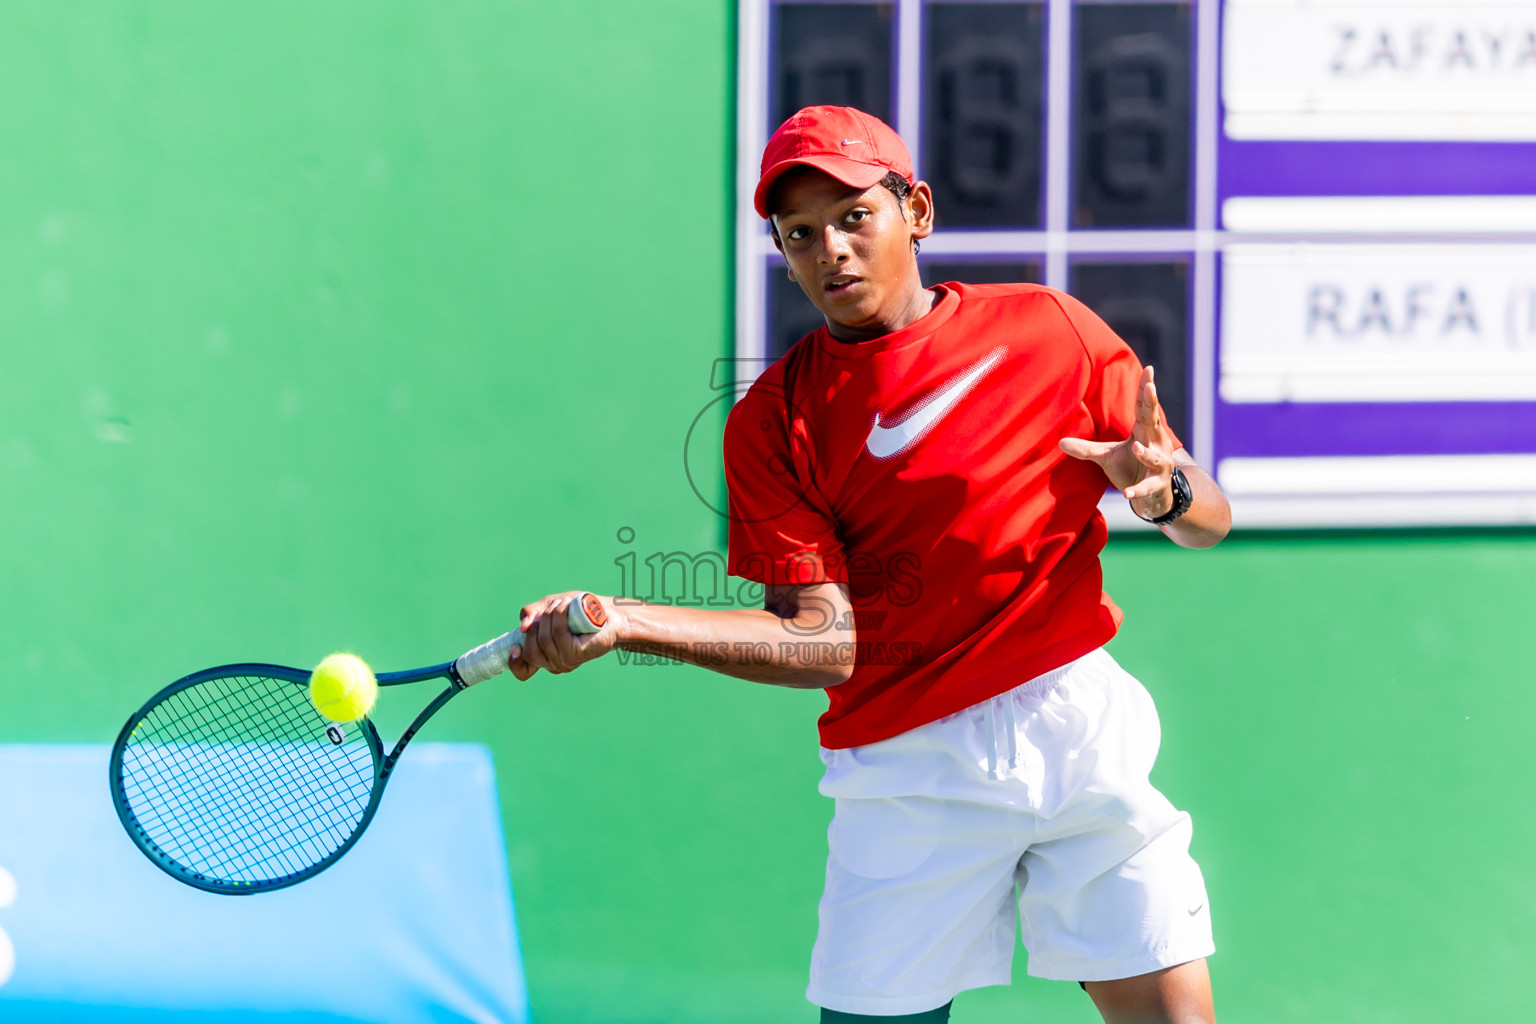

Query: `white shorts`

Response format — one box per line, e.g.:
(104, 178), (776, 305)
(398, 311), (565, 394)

(807, 648), (1214, 1017)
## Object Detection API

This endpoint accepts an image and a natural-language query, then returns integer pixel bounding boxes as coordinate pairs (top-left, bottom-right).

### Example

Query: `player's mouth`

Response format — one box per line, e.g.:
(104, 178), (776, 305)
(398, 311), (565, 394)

(824, 275), (861, 295)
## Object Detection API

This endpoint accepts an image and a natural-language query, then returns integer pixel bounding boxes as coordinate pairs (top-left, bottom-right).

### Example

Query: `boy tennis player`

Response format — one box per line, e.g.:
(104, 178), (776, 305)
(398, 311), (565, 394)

(511, 106), (1230, 1023)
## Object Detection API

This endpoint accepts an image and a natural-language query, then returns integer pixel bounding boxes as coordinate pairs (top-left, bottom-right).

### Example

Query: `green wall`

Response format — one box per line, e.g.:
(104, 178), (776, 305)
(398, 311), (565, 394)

(3, 4), (1532, 1022)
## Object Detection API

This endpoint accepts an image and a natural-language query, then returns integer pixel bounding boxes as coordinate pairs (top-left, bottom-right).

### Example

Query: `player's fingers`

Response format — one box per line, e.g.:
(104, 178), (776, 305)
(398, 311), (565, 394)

(1136, 371), (1160, 429)
(517, 619), (549, 673)
(1123, 444), (1172, 500)
(528, 613), (567, 674)
(1130, 439), (1171, 470)
(1058, 437), (1116, 461)
(1125, 478), (1170, 501)
(1151, 388), (1170, 441)
(530, 608), (570, 673)
(520, 594), (561, 631)
(546, 596), (580, 672)
(516, 592), (596, 675)
(507, 651), (538, 682)
(550, 597), (573, 638)
(1134, 440), (1172, 472)
(1139, 375), (1177, 452)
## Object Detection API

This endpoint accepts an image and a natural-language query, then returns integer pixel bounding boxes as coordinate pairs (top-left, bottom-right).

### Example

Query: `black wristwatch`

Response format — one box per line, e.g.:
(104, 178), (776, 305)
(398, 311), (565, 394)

(1137, 466), (1193, 526)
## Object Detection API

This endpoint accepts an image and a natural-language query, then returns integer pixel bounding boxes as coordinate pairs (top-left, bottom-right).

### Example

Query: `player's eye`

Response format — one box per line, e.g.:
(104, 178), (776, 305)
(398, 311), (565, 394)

(844, 209), (869, 225)
(786, 225), (810, 241)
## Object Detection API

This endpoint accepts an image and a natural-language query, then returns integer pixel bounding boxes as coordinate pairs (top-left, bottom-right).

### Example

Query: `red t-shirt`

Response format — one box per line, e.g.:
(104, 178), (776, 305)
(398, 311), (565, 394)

(723, 282), (1176, 749)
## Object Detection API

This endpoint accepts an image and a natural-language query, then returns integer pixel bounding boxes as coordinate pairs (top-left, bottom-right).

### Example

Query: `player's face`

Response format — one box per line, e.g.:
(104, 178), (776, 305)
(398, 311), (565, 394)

(770, 169), (934, 342)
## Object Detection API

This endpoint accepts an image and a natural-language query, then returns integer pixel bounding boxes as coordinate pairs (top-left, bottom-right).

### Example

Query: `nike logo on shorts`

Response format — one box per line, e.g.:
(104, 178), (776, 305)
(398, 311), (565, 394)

(1188, 902), (1205, 916)
(865, 349), (1005, 459)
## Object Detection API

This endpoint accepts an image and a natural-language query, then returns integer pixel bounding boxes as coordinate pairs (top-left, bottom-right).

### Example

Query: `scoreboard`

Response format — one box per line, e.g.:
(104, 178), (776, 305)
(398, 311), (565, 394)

(734, 0), (1536, 527)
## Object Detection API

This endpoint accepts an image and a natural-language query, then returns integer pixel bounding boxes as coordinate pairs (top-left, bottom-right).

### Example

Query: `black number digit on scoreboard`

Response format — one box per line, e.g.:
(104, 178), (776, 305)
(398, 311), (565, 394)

(923, 2), (1045, 229)
(1069, 260), (1191, 442)
(773, 3), (894, 128)
(1072, 3), (1192, 228)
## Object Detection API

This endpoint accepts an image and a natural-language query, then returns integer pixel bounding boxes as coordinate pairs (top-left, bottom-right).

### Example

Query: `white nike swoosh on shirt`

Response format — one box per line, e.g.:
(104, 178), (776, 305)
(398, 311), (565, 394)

(865, 348), (1005, 459)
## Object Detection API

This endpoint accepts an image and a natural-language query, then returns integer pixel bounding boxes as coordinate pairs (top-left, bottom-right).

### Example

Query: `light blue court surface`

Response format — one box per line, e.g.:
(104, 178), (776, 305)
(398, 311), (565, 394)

(0, 743), (528, 1023)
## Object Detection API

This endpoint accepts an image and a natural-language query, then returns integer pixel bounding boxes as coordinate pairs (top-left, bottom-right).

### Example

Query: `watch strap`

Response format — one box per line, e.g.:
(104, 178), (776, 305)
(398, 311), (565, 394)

(1141, 466), (1193, 526)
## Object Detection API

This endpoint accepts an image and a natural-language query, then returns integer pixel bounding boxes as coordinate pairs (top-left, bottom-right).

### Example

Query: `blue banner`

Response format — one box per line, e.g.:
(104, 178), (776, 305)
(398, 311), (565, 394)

(0, 743), (528, 1023)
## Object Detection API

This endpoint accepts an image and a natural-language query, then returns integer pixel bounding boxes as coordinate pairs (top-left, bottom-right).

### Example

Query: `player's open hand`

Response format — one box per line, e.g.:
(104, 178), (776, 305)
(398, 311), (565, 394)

(1058, 366), (1178, 520)
(508, 591), (623, 680)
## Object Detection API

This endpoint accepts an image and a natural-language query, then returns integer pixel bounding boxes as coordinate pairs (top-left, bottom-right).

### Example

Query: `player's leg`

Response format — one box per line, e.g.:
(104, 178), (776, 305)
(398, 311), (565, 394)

(820, 1002), (953, 1023)
(809, 714), (1029, 1017)
(1009, 650), (1216, 1004)
(808, 790), (1019, 1016)
(1082, 959), (1214, 1024)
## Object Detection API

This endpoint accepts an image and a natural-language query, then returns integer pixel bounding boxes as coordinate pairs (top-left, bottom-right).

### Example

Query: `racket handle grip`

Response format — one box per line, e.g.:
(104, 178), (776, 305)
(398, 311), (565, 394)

(454, 593), (608, 687)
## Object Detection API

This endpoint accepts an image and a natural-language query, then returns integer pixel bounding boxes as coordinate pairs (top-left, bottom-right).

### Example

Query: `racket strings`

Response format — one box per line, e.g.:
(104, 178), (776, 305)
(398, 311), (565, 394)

(124, 703), (353, 881)
(142, 688), (360, 850)
(133, 696), (372, 881)
(118, 673), (377, 886)
(124, 681), (372, 882)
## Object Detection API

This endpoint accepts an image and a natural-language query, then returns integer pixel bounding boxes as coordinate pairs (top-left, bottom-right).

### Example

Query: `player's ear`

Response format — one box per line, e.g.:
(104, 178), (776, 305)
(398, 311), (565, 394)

(907, 180), (935, 241)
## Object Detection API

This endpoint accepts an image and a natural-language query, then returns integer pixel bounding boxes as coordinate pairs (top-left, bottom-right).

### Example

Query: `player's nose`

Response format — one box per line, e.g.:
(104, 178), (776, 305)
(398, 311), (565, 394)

(818, 223), (852, 263)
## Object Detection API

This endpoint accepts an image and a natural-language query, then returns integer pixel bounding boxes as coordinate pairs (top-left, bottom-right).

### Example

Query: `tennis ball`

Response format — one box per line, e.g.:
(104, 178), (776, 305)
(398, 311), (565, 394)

(308, 653), (378, 723)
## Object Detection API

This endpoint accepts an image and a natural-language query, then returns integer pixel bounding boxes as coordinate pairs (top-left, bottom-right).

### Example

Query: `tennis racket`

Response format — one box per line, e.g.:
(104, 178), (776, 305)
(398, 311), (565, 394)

(108, 592), (607, 895)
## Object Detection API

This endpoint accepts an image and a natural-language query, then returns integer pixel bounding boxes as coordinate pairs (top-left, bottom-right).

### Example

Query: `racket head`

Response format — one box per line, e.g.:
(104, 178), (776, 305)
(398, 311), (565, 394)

(109, 664), (386, 894)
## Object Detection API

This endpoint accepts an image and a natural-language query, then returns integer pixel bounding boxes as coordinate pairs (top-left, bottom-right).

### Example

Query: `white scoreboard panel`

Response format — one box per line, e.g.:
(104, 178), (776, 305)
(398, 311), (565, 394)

(735, 0), (1536, 528)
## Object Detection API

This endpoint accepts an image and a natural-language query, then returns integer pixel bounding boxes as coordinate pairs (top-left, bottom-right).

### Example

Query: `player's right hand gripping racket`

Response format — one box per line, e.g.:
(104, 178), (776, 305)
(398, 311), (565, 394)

(108, 593), (606, 895)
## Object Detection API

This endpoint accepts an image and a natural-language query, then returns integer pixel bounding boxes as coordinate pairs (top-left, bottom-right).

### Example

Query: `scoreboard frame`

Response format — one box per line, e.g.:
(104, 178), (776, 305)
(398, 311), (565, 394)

(734, 0), (1536, 529)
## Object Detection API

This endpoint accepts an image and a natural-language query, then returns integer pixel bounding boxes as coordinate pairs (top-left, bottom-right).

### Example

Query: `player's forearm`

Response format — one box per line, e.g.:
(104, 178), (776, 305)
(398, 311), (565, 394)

(614, 601), (855, 688)
(1159, 459), (1230, 549)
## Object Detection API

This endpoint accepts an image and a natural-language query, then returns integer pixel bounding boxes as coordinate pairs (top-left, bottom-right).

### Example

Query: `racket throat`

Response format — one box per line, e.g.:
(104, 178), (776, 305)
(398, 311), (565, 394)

(380, 683), (460, 782)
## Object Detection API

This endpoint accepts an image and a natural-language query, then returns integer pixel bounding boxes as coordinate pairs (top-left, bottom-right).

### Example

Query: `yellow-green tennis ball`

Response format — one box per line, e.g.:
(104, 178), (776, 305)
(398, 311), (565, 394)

(308, 653), (378, 723)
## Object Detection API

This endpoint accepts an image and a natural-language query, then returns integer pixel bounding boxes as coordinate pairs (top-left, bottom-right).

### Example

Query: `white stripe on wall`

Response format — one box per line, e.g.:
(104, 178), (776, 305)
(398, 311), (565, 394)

(1224, 196), (1536, 235)
(1217, 454), (1536, 496)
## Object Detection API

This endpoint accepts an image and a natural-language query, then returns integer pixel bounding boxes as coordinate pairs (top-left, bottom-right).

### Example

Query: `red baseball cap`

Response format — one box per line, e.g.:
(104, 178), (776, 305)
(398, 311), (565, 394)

(754, 105), (914, 219)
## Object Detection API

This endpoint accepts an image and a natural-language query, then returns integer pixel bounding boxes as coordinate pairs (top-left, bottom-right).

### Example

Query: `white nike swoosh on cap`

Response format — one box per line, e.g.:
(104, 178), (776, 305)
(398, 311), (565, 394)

(839, 139), (864, 146)
(865, 348), (1005, 460)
